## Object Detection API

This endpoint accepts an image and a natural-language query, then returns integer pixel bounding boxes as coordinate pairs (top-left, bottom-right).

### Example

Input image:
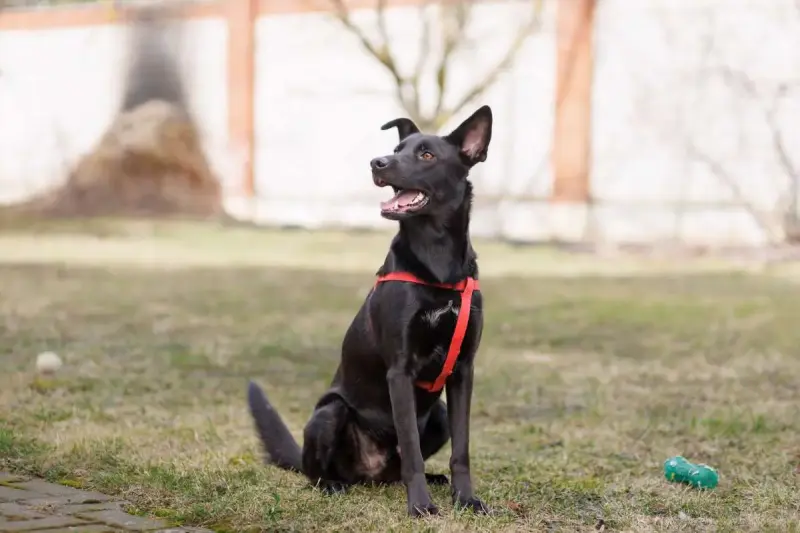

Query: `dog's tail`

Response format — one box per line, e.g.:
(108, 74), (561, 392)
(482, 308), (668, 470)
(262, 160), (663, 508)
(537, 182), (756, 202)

(247, 381), (303, 473)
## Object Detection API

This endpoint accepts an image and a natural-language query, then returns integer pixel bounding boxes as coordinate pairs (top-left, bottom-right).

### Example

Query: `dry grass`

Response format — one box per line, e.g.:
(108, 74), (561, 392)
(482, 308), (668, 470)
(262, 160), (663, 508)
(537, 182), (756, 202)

(1, 220), (799, 532)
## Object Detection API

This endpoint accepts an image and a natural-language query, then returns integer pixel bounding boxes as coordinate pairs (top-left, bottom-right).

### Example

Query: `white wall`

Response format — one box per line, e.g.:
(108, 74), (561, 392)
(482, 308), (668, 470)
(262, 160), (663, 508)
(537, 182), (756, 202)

(250, 1), (557, 239)
(0, 0), (798, 247)
(0, 16), (228, 203)
(592, 0), (800, 246)
(0, 23), (126, 203)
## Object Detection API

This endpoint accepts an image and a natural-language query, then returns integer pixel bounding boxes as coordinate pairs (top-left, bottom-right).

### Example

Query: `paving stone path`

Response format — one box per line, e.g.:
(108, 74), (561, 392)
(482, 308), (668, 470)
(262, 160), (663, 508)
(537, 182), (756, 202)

(0, 472), (213, 533)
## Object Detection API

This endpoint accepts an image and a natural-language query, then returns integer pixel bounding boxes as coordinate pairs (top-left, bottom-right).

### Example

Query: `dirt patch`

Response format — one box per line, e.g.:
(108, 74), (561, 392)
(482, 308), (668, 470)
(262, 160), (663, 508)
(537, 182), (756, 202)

(12, 100), (222, 219)
(4, 7), (225, 221)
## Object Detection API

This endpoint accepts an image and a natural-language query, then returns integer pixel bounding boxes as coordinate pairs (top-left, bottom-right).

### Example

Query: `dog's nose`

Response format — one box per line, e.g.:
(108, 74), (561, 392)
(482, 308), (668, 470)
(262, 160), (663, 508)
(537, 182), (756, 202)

(370, 157), (390, 170)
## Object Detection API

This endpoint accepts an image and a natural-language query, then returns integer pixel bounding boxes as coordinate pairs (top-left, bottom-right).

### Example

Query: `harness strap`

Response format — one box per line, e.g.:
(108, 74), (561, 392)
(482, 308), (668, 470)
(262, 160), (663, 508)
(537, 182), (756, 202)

(374, 272), (479, 393)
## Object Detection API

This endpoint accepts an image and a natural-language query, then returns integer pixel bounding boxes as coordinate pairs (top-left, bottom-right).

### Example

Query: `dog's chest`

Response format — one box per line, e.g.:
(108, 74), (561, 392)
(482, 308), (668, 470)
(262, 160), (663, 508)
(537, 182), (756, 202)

(408, 297), (480, 379)
(421, 298), (460, 328)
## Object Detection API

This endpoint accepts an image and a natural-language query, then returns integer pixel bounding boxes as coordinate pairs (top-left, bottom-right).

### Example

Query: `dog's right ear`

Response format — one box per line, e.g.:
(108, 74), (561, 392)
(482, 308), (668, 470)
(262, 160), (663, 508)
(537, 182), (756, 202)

(444, 105), (493, 166)
(380, 118), (420, 142)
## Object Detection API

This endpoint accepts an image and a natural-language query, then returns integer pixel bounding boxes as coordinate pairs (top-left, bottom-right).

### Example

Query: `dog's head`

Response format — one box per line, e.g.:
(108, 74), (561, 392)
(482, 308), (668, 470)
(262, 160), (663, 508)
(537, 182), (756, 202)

(370, 105), (493, 221)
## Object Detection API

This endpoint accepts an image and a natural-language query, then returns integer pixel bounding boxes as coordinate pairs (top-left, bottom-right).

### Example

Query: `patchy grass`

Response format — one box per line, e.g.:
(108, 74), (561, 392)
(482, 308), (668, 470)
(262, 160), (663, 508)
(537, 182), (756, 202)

(1, 221), (799, 532)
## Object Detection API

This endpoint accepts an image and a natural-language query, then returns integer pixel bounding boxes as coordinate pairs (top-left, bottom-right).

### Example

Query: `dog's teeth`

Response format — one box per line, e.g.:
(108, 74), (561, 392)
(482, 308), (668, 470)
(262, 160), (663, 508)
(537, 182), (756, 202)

(393, 201), (399, 210)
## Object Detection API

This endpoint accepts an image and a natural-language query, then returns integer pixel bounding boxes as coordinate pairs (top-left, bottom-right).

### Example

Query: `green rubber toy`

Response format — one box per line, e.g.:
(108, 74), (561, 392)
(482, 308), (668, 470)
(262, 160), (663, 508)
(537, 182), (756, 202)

(664, 456), (719, 489)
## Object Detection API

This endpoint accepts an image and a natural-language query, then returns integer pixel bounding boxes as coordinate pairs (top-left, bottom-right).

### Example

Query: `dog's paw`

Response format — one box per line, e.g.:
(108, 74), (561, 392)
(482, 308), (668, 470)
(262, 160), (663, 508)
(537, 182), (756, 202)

(425, 473), (450, 486)
(455, 497), (491, 515)
(318, 481), (348, 495)
(409, 502), (440, 518)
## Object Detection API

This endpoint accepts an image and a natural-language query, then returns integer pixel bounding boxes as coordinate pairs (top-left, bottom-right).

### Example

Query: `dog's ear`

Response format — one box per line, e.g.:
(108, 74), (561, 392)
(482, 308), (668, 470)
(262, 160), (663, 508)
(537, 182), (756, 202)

(444, 105), (493, 166)
(380, 118), (421, 141)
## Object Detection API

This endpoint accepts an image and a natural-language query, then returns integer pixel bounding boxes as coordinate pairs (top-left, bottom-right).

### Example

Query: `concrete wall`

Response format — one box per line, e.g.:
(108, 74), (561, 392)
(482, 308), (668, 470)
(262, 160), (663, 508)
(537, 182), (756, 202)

(249, 1), (556, 240)
(0, 22), (126, 203)
(592, 0), (800, 246)
(0, 0), (798, 247)
(0, 13), (230, 203)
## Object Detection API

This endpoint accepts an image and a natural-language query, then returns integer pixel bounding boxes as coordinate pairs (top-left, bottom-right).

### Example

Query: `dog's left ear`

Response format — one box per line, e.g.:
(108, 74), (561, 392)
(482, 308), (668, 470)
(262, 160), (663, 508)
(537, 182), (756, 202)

(381, 118), (421, 141)
(444, 105), (493, 166)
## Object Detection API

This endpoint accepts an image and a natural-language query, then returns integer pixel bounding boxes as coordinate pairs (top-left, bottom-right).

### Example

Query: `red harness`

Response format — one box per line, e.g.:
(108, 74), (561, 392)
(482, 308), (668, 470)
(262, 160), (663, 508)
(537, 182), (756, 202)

(374, 272), (479, 393)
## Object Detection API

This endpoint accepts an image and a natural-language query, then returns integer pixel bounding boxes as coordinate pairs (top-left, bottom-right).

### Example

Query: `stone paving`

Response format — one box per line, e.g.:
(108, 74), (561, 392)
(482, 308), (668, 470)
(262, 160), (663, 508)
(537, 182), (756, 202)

(0, 472), (213, 533)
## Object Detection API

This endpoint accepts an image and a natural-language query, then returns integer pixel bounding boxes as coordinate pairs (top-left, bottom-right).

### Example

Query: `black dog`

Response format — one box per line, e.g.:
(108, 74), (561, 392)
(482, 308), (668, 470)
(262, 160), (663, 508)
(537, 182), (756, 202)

(248, 105), (493, 517)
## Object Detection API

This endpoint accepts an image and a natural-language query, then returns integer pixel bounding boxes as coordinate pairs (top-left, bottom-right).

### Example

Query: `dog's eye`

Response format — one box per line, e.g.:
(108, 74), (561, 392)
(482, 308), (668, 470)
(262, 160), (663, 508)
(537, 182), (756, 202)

(420, 151), (435, 161)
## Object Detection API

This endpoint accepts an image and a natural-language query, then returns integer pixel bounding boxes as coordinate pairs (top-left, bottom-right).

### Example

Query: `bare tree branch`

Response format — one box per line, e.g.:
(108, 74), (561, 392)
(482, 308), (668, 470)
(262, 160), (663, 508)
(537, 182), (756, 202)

(409, 0), (434, 124)
(715, 65), (800, 187)
(767, 85), (799, 180)
(766, 85), (800, 238)
(717, 64), (760, 98)
(631, 7), (800, 246)
(329, 0), (386, 69)
(330, 0), (543, 131)
(769, 117), (799, 185)
(692, 53), (800, 241)
(685, 140), (784, 244)
(438, 0), (545, 129)
(330, 0), (423, 123)
(432, 1), (470, 119)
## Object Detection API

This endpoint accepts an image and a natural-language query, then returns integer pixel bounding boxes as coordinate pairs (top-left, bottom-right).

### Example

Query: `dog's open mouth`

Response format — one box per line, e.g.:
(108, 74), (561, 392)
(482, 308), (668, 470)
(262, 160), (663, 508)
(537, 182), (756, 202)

(380, 189), (429, 216)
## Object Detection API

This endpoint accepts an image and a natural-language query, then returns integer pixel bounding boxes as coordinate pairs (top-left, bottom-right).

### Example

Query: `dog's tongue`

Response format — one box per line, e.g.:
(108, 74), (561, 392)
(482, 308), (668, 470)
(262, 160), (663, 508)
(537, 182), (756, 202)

(381, 190), (419, 210)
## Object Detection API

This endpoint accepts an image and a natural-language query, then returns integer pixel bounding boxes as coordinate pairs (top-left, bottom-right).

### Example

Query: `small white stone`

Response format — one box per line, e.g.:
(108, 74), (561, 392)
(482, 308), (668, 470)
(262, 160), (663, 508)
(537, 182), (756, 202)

(36, 351), (63, 374)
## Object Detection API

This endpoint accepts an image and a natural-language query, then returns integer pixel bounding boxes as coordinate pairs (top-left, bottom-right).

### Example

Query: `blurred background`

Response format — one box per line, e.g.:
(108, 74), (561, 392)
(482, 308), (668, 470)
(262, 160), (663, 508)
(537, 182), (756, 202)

(2, 3), (800, 530)
(0, 0), (797, 250)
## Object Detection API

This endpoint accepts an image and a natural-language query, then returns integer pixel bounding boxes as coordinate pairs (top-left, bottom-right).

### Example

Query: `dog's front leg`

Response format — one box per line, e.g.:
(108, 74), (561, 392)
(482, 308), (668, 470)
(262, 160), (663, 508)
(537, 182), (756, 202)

(387, 366), (438, 517)
(446, 363), (489, 514)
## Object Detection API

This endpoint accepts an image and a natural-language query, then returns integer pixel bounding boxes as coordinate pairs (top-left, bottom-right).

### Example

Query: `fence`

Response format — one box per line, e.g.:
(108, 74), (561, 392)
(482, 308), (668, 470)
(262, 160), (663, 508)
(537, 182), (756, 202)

(0, 0), (797, 247)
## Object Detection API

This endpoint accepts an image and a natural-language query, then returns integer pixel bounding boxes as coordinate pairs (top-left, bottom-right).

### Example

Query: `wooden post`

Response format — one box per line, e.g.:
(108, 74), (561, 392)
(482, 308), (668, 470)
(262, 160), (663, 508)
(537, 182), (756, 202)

(552, 0), (595, 203)
(227, 0), (257, 198)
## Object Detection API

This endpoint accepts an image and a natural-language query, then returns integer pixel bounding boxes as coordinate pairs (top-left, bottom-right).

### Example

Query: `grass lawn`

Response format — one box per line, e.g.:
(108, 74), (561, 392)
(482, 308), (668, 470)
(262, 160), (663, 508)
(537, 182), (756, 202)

(1, 220), (799, 532)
